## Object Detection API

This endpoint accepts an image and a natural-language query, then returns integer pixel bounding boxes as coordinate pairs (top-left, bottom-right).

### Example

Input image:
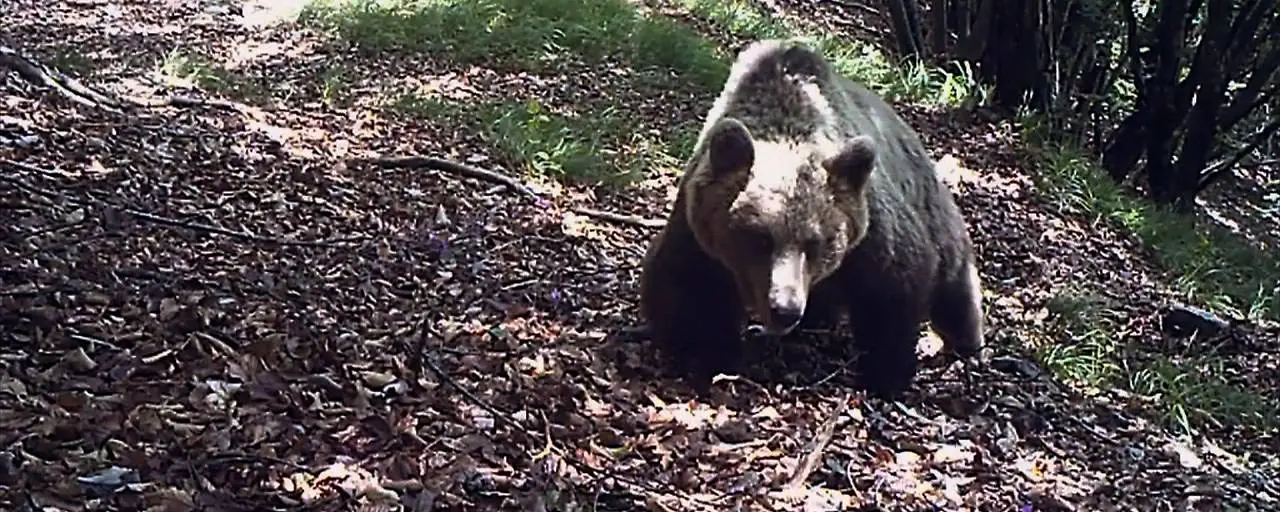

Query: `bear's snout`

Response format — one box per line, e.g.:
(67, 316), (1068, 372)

(766, 303), (804, 332)
(763, 251), (809, 334)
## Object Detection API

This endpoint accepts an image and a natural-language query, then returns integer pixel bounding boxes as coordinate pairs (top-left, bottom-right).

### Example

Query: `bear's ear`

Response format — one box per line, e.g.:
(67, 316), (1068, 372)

(823, 135), (876, 192)
(706, 118), (755, 176)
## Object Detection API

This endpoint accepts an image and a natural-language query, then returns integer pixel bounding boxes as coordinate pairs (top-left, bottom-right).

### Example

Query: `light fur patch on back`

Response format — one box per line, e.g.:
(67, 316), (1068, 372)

(693, 40), (841, 151)
(685, 40), (846, 216)
(693, 41), (786, 145)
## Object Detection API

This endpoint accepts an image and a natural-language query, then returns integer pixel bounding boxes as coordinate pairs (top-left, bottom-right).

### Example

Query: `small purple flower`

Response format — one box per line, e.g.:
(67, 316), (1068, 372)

(426, 234), (450, 258)
(549, 288), (562, 307)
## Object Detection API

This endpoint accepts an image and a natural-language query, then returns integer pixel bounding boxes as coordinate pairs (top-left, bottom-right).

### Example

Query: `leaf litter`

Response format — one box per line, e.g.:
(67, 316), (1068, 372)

(1, 0), (1278, 511)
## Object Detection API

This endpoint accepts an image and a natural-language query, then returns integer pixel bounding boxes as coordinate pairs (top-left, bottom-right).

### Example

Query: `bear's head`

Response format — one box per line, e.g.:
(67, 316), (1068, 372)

(685, 117), (877, 335)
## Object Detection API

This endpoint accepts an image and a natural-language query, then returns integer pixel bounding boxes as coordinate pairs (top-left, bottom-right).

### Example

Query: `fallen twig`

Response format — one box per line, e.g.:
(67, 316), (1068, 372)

(572, 207), (666, 229)
(353, 155), (541, 198)
(783, 391), (852, 491)
(353, 154), (668, 229)
(1, 45), (123, 113)
(1, 44), (246, 114)
(0, 158), (365, 248)
(120, 94), (242, 111)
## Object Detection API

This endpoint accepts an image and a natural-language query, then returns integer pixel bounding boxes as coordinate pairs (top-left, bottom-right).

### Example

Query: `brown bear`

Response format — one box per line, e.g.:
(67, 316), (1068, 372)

(638, 39), (985, 399)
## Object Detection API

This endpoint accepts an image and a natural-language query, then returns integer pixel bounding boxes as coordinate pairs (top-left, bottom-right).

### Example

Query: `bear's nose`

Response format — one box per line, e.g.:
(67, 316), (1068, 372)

(768, 304), (804, 330)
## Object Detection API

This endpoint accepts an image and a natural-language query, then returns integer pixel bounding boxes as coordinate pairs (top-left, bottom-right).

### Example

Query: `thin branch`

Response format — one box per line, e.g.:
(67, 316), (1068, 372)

(0, 45), (123, 113)
(352, 155), (541, 198)
(0, 158), (364, 248)
(572, 207), (666, 229)
(782, 392), (851, 491)
(354, 154), (667, 229)
(121, 94), (243, 111)
(1, 44), (245, 115)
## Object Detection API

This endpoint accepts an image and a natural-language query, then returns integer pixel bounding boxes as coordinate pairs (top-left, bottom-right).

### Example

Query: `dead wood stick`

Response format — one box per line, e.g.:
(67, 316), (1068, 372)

(0, 158), (364, 248)
(353, 155), (540, 198)
(784, 391), (852, 490)
(572, 207), (666, 229)
(0, 45), (123, 113)
(119, 94), (242, 111)
(0, 45), (241, 114)
(355, 154), (667, 229)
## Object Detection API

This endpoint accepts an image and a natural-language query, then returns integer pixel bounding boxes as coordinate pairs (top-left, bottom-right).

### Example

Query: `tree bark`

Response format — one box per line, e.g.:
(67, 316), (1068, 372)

(930, 0), (950, 56)
(886, 0), (924, 57)
(1169, 0), (1234, 210)
(1101, 0), (1150, 182)
(1141, 0), (1192, 203)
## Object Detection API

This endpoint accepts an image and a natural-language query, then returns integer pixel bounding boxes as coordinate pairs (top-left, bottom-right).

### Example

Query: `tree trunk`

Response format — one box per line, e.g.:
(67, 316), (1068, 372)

(969, 0), (1049, 110)
(950, 0), (971, 48)
(1101, 0), (1149, 182)
(1219, 46), (1280, 130)
(957, 0), (993, 62)
(1169, 0), (1234, 210)
(886, 0), (924, 57)
(930, 0), (949, 56)
(1142, 0), (1193, 203)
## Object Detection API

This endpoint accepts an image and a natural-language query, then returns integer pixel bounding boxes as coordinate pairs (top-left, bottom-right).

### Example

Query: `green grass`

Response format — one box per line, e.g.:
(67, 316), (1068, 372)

(386, 93), (685, 186)
(1024, 122), (1280, 324)
(1041, 286), (1278, 433)
(298, 0), (986, 185)
(677, 0), (990, 106)
(298, 0), (726, 185)
(159, 50), (265, 99)
(298, 0), (728, 89)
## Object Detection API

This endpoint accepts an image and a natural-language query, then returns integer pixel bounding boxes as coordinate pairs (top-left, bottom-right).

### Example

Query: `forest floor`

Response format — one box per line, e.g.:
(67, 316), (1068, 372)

(1, 0), (1278, 510)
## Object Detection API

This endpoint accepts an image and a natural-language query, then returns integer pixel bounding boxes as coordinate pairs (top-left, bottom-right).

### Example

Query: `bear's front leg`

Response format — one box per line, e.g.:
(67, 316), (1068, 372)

(642, 268), (745, 393)
(849, 304), (925, 400)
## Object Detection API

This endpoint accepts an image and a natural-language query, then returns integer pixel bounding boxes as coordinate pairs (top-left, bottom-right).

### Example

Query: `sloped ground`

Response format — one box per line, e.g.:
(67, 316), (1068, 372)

(1, 1), (1278, 511)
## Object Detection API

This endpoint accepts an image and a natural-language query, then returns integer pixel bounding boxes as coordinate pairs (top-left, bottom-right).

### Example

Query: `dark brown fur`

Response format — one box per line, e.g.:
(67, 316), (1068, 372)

(639, 40), (984, 398)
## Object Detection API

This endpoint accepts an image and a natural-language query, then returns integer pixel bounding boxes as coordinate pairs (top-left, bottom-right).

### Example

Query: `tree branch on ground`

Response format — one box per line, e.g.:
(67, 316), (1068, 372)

(352, 154), (667, 229)
(0, 158), (365, 248)
(1, 44), (123, 113)
(2, 44), (261, 114)
(781, 392), (851, 491)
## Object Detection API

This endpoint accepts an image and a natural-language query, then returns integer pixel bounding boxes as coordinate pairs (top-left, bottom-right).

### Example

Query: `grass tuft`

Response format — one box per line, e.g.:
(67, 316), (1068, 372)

(159, 50), (264, 99)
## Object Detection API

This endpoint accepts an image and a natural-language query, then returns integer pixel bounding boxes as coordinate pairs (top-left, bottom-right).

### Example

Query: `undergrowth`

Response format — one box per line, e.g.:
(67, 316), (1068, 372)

(1023, 120), (1279, 434)
(159, 50), (264, 99)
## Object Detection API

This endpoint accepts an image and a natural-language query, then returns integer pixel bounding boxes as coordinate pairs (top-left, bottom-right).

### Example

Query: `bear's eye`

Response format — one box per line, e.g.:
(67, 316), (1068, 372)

(739, 229), (774, 255)
(803, 234), (838, 259)
(803, 238), (823, 255)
